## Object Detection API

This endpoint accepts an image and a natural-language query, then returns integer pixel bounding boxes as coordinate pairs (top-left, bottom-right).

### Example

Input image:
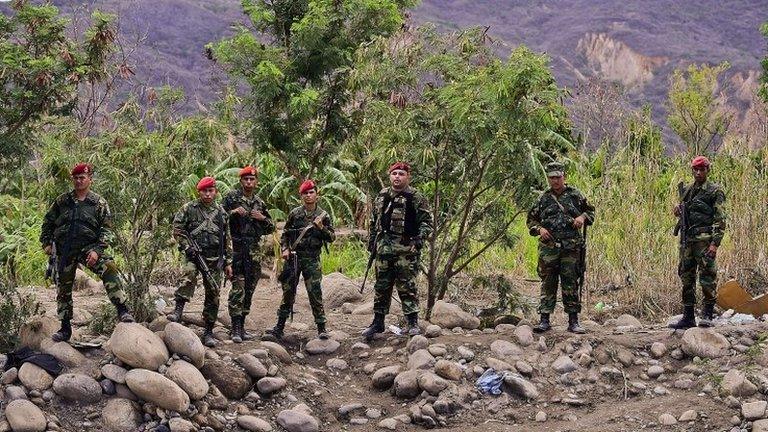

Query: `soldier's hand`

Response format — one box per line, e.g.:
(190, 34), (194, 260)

(234, 207), (247, 216)
(572, 215), (586, 229)
(44, 245), (52, 256)
(225, 265), (233, 279)
(706, 244), (718, 259)
(86, 250), (99, 267)
(673, 205), (681, 217)
(313, 216), (324, 229)
(539, 227), (553, 241)
(281, 249), (290, 260)
(251, 209), (266, 221)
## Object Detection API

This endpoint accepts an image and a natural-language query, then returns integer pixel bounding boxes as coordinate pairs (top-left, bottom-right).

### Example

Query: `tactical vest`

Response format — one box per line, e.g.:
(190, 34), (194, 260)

(52, 193), (104, 256)
(186, 204), (226, 254)
(684, 183), (720, 233)
(539, 191), (582, 240)
(378, 190), (418, 244)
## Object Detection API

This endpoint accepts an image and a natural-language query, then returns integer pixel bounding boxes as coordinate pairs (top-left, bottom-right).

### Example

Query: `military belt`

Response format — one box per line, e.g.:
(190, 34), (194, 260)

(687, 226), (713, 235)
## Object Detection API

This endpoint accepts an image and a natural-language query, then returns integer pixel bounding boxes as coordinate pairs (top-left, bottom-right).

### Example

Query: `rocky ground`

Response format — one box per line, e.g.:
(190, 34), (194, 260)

(2, 270), (768, 432)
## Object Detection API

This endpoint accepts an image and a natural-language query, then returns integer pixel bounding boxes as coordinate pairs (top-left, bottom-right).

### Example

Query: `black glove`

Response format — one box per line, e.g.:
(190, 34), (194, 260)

(184, 246), (196, 261)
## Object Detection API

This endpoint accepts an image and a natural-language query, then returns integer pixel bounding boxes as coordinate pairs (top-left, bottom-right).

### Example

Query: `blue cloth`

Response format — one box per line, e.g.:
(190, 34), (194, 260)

(475, 368), (505, 395)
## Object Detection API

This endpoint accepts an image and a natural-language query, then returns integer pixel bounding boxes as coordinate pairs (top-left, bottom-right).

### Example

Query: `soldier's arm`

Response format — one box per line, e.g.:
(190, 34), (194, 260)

(40, 197), (61, 247)
(579, 192), (596, 225)
(222, 208), (233, 266)
(280, 211), (294, 250)
(319, 213), (335, 243)
(415, 194), (434, 243)
(172, 205), (190, 250)
(526, 197), (543, 236)
(368, 196), (380, 252)
(259, 200), (276, 234)
(221, 192), (235, 213)
(711, 188), (726, 247)
(92, 199), (115, 255)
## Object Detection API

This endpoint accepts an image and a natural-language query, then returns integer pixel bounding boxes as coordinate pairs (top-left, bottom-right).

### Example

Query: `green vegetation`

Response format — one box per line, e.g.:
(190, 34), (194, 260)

(761, 22), (768, 102)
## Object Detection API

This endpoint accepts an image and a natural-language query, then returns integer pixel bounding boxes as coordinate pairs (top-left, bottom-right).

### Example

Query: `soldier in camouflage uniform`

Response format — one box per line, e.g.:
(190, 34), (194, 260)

(40, 163), (134, 342)
(669, 156), (726, 329)
(263, 180), (335, 341)
(362, 162), (433, 341)
(168, 176), (233, 347)
(222, 166), (275, 343)
(527, 162), (595, 334)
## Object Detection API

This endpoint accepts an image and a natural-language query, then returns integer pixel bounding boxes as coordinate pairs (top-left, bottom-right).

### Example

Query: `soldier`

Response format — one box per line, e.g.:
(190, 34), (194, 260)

(362, 162), (433, 341)
(263, 180), (335, 340)
(40, 163), (134, 342)
(168, 176), (233, 347)
(669, 156), (726, 329)
(527, 161), (594, 334)
(222, 166), (275, 343)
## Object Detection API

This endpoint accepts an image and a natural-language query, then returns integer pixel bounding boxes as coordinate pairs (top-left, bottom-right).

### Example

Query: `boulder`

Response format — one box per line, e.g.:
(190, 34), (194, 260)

(352, 302), (374, 315)
(5, 399), (46, 432)
(650, 342), (667, 358)
(323, 273), (363, 308)
(429, 301), (480, 330)
(754, 420), (768, 432)
(434, 360), (462, 381)
(18, 317), (59, 350)
(326, 358), (348, 370)
(417, 372), (448, 396)
(503, 374), (539, 400)
(42, 341), (86, 368)
(108, 323), (170, 370)
(163, 322), (205, 367)
(486, 357), (514, 372)
(742, 401), (768, 420)
(490, 340), (522, 357)
(513, 325), (534, 347)
(125, 369), (190, 412)
(102, 398), (142, 432)
(305, 338), (340, 355)
(407, 349), (435, 370)
(721, 369), (758, 397)
(257, 377), (287, 396)
(5, 385), (27, 401)
(18, 363), (53, 391)
(276, 410), (319, 432)
(200, 359), (253, 400)
(372, 366), (401, 390)
(425, 325), (442, 338)
(238, 415), (273, 432)
(393, 370), (421, 398)
(613, 314), (642, 328)
(101, 364), (128, 384)
(237, 354), (269, 379)
(680, 328), (730, 359)
(552, 356), (578, 374)
(52, 373), (101, 404)
(1, 367), (18, 385)
(260, 341), (292, 364)
(168, 418), (196, 432)
(407, 335), (430, 353)
(166, 360), (209, 400)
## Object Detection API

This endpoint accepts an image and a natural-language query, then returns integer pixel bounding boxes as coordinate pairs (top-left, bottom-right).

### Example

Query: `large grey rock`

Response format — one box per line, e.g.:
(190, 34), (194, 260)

(237, 354), (268, 379)
(276, 409), (319, 432)
(52, 373), (101, 404)
(163, 322), (205, 367)
(257, 377), (287, 396)
(407, 349), (435, 370)
(613, 314), (642, 328)
(1, 367), (18, 384)
(754, 419), (768, 432)
(260, 341), (292, 364)
(5, 385), (27, 401)
(680, 328), (730, 359)
(305, 338), (340, 355)
(5, 399), (46, 432)
(18, 317), (58, 350)
(721, 369), (758, 397)
(102, 398), (142, 432)
(407, 335), (430, 353)
(393, 370), (422, 398)
(200, 359), (253, 399)
(166, 360), (209, 400)
(125, 369), (190, 412)
(101, 364), (128, 384)
(237, 415), (273, 431)
(323, 272), (363, 308)
(18, 363), (53, 391)
(490, 340), (522, 357)
(168, 418), (196, 432)
(108, 323), (170, 370)
(372, 366), (401, 390)
(434, 360), (462, 381)
(504, 374), (539, 400)
(429, 301), (480, 330)
(42, 341), (86, 368)
(513, 326), (534, 347)
(551, 356), (578, 374)
(417, 372), (448, 396)
(742, 400), (768, 420)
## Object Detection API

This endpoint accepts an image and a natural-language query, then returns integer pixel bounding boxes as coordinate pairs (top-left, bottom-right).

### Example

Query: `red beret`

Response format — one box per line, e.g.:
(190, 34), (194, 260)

(196, 176), (216, 191)
(239, 166), (258, 177)
(691, 156), (711, 169)
(388, 162), (411, 173)
(70, 163), (92, 176)
(299, 180), (316, 194)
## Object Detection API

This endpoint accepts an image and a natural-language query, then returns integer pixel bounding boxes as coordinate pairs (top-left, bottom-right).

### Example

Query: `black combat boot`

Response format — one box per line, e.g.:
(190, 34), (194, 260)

(406, 313), (421, 337)
(115, 303), (135, 323)
(52, 320), (72, 342)
(263, 316), (287, 341)
(317, 322), (329, 340)
(668, 305), (696, 329)
(533, 313), (551, 333)
(240, 316), (255, 341)
(167, 298), (186, 323)
(362, 313), (386, 341)
(698, 303), (715, 328)
(202, 322), (217, 347)
(567, 313), (586, 334)
(231, 316), (243, 344)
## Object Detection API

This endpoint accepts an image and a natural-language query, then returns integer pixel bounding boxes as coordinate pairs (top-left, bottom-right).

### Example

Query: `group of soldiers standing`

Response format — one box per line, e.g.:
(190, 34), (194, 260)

(40, 155), (725, 345)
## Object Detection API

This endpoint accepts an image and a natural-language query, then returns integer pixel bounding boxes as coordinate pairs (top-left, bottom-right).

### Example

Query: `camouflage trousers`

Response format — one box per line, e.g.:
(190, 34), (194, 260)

(57, 251), (127, 321)
(536, 245), (581, 314)
(278, 255), (326, 324)
(372, 253), (420, 316)
(174, 257), (224, 324)
(678, 240), (718, 307)
(228, 244), (263, 318)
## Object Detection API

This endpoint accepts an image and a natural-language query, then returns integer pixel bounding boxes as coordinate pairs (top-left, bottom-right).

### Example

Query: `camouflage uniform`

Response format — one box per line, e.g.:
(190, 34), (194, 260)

(40, 191), (128, 321)
(678, 181), (726, 307)
(277, 206), (335, 324)
(527, 186), (595, 314)
(172, 200), (232, 324)
(368, 186), (433, 316)
(222, 187), (275, 319)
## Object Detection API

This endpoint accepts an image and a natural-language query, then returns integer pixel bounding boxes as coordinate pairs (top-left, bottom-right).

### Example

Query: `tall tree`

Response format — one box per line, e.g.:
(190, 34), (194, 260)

(667, 62), (732, 155)
(351, 27), (571, 315)
(208, 0), (415, 180)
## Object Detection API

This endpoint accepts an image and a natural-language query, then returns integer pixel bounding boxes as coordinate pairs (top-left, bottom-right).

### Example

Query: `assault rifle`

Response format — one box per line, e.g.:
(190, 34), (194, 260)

(577, 225), (587, 303)
(177, 231), (222, 292)
(360, 231), (378, 294)
(45, 242), (60, 288)
(673, 182), (688, 249)
(277, 221), (318, 319)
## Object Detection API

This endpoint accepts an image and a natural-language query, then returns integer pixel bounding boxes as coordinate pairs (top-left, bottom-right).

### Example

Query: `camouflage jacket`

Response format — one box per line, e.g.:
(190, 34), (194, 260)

(221, 187), (275, 242)
(173, 200), (232, 264)
(680, 180), (726, 246)
(527, 185), (595, 250)
(368, 186), (433, 256)
(280, 205), (335, 256)
(40, 190), (114, 257)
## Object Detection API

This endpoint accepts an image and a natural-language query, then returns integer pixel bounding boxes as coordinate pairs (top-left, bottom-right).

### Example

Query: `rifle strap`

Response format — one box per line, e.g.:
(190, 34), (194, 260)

(289, 210), (327, 250)
(190, 206), (221, 237)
